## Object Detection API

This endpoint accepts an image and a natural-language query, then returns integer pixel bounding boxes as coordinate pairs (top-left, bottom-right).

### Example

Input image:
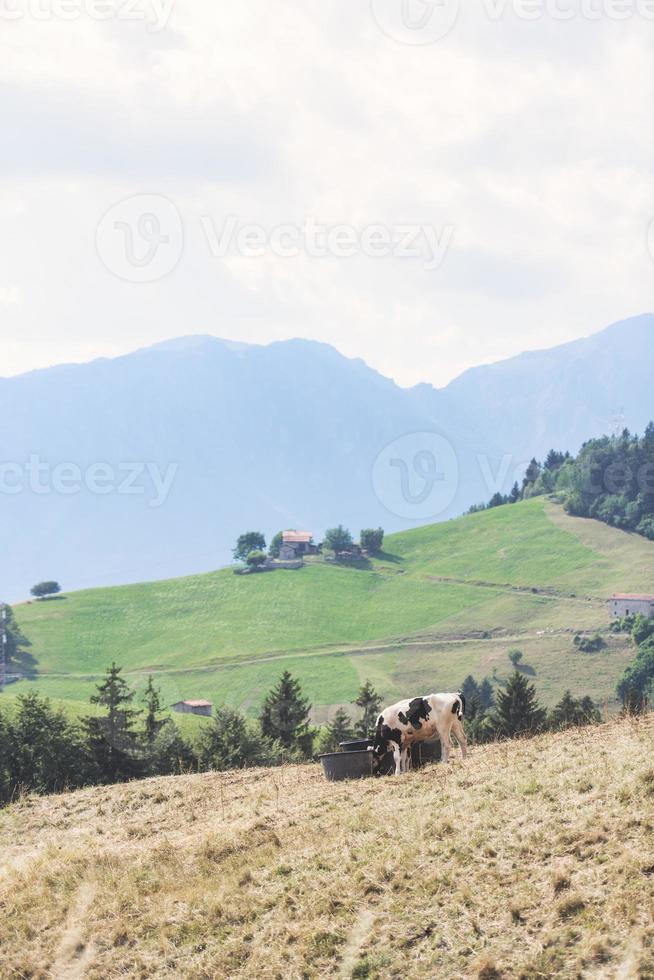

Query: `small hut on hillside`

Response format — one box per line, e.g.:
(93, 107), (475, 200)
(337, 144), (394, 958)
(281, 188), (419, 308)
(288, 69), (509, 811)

(610, 594), (654, 619)
(279, 531), (318, 560)
(172, 699), (213, 717)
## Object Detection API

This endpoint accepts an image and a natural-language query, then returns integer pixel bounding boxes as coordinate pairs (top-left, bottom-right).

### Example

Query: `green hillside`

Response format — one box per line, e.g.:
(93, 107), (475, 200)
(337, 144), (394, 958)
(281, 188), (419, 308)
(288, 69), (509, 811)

(5, 499), (654, 726)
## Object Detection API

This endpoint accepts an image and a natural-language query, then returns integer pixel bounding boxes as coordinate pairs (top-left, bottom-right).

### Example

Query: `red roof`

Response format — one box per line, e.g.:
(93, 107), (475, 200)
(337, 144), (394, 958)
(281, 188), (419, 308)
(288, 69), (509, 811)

(174, 699), (212, 707)
(612, 594), (654, 601)
(282, 531), (313, 543)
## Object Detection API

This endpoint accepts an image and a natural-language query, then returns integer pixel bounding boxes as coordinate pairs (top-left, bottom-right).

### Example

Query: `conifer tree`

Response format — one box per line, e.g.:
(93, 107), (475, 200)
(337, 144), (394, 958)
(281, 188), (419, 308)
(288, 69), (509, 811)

(142, 676), (166, 743)
(139, 676), (190, 776)
(2, 604), (30, 668)
(0, 709), (12, 804)
(259, 671), (312, 754)
(354, 680), (383, 738)
(549, 690), (600, 729)
(460, 675), (479, 702)
(7, 692), (86, 794)
(319, 708), (353, 753)
(83, 663), (143, 783)
(494, 671), (546, 737)
(200, 706), (278, 771)
(478, 678), (495, 709)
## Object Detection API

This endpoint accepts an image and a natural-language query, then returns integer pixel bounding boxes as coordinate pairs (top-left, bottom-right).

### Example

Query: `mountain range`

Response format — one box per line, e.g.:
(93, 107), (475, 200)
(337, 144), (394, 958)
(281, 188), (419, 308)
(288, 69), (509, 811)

(1, 313), (652, 599)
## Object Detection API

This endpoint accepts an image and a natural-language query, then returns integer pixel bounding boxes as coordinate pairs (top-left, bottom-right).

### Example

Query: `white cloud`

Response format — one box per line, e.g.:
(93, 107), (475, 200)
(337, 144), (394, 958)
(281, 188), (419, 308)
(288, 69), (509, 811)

(0, 0), (653, 386)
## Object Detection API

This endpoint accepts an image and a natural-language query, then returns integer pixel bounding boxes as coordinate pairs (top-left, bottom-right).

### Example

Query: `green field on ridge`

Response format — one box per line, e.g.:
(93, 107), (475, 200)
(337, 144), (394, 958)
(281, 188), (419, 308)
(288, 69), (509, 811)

(5, 499), (654, 726)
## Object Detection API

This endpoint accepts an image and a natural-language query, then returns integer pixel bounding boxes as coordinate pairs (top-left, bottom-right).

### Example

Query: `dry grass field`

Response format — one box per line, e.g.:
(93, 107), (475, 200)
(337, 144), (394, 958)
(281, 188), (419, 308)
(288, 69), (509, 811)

(2, 715), (654, 979)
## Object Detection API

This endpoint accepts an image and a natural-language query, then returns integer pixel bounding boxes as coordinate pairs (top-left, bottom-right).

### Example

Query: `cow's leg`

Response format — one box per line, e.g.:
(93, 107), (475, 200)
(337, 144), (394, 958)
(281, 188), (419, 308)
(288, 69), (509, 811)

(438, 723), (451, 764)
(402, 745), (411, 773)
(392, 744), (403, 775)
(451, 717), (467, 760)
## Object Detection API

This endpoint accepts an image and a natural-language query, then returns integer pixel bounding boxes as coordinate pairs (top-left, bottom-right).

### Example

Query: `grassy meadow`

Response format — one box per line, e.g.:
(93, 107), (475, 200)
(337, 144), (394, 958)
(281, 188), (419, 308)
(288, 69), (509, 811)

(5, 498), (654, 726)
(1, 714), (653, 978)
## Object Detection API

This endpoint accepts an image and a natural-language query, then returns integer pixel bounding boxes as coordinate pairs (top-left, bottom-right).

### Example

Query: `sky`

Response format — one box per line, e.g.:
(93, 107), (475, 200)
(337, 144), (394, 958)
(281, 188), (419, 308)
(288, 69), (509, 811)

(1, 0), (653, 388)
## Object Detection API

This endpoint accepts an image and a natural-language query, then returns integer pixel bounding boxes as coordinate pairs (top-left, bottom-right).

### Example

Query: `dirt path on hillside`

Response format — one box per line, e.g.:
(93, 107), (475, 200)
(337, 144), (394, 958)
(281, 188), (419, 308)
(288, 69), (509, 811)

(49, 881), (97, 980)
(30, 622), (603, 689)
(424, 573), (604, 603)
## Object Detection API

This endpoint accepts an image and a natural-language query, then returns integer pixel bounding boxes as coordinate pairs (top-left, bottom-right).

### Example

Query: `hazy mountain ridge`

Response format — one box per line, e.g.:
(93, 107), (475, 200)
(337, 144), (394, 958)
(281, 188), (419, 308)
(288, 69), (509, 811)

(0, 314), (652, 598)
(444, 313), (654, 459)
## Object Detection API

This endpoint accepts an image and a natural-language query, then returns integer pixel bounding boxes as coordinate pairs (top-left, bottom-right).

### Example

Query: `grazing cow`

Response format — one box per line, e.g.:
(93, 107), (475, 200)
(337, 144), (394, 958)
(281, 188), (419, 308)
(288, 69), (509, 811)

(372, 692), (467, 774)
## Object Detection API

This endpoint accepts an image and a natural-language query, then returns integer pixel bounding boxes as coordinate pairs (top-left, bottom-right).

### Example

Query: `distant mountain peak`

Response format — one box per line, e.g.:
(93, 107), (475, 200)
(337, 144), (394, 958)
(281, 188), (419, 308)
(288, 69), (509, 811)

(143, 335), (253, 355)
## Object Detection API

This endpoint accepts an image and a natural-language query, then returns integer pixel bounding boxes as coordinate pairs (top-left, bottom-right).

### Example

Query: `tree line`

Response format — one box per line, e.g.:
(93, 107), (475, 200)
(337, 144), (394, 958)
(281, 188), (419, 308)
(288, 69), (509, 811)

(0, 667), (384, 806)
(1, 648), (615, 807)
(460, 666), (600, 744)
(614, 614), (654, 712)
(469, 423), (654, 540)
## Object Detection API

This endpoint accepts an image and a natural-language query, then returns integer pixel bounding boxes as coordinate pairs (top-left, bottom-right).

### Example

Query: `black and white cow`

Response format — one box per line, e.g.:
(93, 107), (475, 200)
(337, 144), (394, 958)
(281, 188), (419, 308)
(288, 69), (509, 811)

(372, 692), (467, 774)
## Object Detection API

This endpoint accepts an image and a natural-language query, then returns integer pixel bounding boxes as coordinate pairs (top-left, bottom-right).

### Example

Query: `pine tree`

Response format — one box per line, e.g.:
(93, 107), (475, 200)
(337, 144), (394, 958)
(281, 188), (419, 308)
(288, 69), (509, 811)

(140, 676), (186, 776)
(354, 680), (383, 738)
(478, 678), (495, 709)
(319, 708), (353, 753)
(494, 671), (546, 737)
(7, 692), (87, 794)
(142, 676), (166, 743)
(0, 709), (12, 804)
(83, 663), (143, 783)
(2, 604), (30, 668)
(460, 675), (480, 702)
(259, 671), (312, 753)
(200, 707), (279, 771)
(550, 691), (600, 729)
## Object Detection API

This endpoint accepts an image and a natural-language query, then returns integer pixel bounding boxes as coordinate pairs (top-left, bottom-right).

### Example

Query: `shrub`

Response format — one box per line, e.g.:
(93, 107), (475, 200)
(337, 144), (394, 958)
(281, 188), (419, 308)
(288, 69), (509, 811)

(30, 581), (61, 599)
(246, 550), (268, 570)
(573, 633), (605, 653)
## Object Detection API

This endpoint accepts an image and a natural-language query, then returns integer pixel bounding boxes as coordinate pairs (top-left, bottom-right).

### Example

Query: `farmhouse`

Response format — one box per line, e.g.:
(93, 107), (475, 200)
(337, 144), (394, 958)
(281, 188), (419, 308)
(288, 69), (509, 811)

(172, 699), (213, 717)
(279, 530), (318, 560)
(610, 594), (654, 619)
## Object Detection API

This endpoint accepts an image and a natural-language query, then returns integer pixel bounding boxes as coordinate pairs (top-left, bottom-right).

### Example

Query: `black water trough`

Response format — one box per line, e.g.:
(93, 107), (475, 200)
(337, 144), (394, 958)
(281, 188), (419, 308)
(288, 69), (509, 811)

(319, 749), (372, 781)
(339, 738), (372, 752)
(413, 740), (442, 765)
(325, 738), (442, 778)
(340, 738), (442, 769)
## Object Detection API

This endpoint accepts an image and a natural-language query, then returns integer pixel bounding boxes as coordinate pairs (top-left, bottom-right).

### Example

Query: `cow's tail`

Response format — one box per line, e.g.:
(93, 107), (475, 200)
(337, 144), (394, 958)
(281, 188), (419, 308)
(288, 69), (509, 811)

(452, 692), (465, 720)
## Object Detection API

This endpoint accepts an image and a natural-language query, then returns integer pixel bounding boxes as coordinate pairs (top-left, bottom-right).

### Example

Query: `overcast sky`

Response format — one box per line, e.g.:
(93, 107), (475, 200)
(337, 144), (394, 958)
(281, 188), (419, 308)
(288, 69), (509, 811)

(1, 0), (653, 387)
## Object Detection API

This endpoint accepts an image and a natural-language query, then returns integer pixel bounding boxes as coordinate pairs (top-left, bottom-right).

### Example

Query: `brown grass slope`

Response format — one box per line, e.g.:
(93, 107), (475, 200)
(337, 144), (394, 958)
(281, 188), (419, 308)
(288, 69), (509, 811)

(2, 716), (654, 979)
